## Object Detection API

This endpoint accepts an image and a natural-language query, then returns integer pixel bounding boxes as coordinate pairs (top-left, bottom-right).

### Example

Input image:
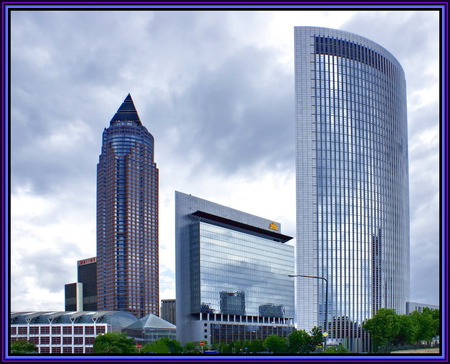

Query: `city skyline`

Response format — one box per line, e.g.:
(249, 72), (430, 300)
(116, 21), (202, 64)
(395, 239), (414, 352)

(9, 8), (442, 313)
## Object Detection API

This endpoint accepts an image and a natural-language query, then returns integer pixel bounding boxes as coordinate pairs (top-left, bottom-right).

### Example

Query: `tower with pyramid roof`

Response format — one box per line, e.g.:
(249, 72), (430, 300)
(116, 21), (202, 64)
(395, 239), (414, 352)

(96, 94), (159, 318)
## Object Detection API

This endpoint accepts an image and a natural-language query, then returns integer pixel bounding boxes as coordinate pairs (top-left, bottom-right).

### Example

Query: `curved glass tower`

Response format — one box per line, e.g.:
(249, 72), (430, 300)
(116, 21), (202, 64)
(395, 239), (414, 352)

(294, 27), (409, 350)
(97, 94), (159, 318)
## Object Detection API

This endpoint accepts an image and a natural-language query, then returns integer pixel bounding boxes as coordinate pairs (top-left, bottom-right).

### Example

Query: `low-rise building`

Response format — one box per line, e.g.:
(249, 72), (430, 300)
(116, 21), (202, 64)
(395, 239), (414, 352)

(10, 310), (175, 354)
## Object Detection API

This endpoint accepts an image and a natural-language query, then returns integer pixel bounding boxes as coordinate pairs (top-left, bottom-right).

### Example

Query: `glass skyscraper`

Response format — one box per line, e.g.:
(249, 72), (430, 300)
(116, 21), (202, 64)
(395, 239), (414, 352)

(294, 27), (409, 350)
(175, 191), (294, 344)
(97, 94), (159, 318)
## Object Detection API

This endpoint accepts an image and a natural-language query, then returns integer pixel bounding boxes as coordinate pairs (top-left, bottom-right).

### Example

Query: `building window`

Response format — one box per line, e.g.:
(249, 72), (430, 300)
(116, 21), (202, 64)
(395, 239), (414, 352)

(52, 326), (61, 335)
(63, 347), (72, 354)
(40, 327), (50, 335)
(51, 347), (61, 354)
(96, 326), (106, 334)
(40, 337), (50, 345)
(74, 326), (84, 335)
(74, 347), (84, 354)
(52, 337), (61, 345)
(85, 326), (95, 335)
(85, 337), (95, 345)
(18, 327), (27, 335)
(74, 337), (83, 345)
(63, 337), (72, 345)
(63, 326), (72, 335)
(29, 327), (39, 335)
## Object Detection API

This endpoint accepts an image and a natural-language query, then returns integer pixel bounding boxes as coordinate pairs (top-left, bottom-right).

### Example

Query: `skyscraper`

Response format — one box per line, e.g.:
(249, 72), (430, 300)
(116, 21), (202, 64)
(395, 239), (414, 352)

(97, 94), (159, 318)
(175, 191), (295, 344)
(294, 27), (409, 351)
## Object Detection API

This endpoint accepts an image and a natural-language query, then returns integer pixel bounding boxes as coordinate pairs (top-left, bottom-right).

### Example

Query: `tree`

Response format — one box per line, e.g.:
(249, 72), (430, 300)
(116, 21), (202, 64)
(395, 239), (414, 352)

(142, 339), (170, 354)
(248, 339), (264, 354)
(287, 327), (323, 354)
(309, 326), (324, 349)
(164, 338), (183, 354)
(325, 344), (350, 353)
(142, 338), (183, 354)
(410, 308), (439, 345)
(218, 342), (232, 354)
(362, 308), (400, 351)
(10, 340), (38, 354)
(93, 331), (136, 354)
(288, 329), (313, 354)
(263, 334), (288, 354)
(395, 314), (419, 345)
(183, 342), (200, 354)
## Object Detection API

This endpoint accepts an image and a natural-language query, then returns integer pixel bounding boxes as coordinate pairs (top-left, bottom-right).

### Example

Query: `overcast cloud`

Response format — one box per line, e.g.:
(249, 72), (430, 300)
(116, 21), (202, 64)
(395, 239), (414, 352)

(8, 7), (441, 312)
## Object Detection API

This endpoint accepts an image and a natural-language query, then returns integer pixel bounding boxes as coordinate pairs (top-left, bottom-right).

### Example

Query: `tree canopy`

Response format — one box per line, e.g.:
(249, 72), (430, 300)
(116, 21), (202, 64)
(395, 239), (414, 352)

(10, 340), (38, 354)
(142, 337), (183, 354)
(363, 308), (401, 348)
(363, 307), (440, 352)
(93, 331), (136, 354)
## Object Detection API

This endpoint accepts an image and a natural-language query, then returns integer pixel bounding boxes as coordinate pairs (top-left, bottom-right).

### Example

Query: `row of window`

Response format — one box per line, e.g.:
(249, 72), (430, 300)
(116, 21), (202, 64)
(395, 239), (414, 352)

(314, 36), (398, 78)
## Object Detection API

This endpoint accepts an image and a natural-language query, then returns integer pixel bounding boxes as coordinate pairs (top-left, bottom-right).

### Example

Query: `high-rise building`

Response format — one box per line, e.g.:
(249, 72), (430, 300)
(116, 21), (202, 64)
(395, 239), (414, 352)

(64, 257), (97, 311)
(160, 299), (176, 325)
(96, 94), (159, 318)
(294, 27), (409, 351)
(175, 191), (295, 344)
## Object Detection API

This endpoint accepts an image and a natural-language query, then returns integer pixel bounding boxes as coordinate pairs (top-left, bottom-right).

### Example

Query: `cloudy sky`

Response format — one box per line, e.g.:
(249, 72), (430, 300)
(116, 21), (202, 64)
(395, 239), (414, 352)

(8, 6), (441, 313)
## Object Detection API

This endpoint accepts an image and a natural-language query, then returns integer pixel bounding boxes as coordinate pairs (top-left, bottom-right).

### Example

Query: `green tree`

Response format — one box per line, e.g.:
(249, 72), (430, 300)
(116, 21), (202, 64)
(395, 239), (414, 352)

(183, 342), (200, 353)
(395, 314), (419, 345)
(142, 339), (170, 354)
(410, 308), (439, 345)
(165, 338), (183, 354)
(10, 340), (38, 354)
(93, 331), (136, 354)
(310, 326), (324, 349)
(218, 342), (231, 354)
(248, 339), (264, 353)
(362, 308), (400, 351)
(263, 334), (288, 354)
(325, 344), (350, 353)
(288, 329), (312, 353)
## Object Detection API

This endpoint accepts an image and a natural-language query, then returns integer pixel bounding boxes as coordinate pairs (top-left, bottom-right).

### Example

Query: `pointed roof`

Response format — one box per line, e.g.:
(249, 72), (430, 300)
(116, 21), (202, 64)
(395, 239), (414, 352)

(139, 314), (176, 330)
(110, 93), (142, 125)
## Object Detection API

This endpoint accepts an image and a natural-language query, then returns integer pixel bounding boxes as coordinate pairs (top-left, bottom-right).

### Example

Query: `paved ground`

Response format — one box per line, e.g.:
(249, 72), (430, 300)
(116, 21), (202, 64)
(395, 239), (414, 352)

(390, 348), (440, 354)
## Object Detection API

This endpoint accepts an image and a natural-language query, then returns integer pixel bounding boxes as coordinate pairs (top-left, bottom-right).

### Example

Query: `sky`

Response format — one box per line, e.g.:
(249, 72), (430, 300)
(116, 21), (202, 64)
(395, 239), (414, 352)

(8, 6), (442, 313)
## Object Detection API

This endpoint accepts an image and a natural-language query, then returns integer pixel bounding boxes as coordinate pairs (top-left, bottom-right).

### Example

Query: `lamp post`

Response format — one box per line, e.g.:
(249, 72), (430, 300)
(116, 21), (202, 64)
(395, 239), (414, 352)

(289, 274), (328, 351)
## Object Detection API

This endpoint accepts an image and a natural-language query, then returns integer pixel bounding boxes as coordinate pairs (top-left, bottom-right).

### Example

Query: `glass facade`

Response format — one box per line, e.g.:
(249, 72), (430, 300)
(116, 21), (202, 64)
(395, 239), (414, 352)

(175, 192), (294, 344)
(97, 94), (159, 318)
(191, 222), (294, 317)
(295, 27), (409, 350)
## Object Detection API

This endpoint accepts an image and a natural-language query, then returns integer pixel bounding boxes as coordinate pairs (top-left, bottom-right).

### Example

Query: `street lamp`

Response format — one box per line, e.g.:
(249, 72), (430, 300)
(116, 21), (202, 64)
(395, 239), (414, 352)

(289, 274), (328, 351)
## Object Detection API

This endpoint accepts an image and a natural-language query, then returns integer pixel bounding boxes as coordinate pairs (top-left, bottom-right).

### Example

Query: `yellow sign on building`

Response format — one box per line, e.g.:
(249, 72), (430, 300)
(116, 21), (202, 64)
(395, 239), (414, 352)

(269, 222), (279, 231)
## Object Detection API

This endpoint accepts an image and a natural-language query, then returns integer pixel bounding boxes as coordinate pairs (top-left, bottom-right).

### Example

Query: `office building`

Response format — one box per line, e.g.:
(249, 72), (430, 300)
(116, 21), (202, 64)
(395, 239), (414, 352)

(64, 257), (97, 312)
(175, 191), (295, 344)
(96, 94), (159, 318)
(64, 283), (82, 312)
(161, 299), (176, 325)
(406, 302), (439, 315)
(294, 27), (409, 351)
